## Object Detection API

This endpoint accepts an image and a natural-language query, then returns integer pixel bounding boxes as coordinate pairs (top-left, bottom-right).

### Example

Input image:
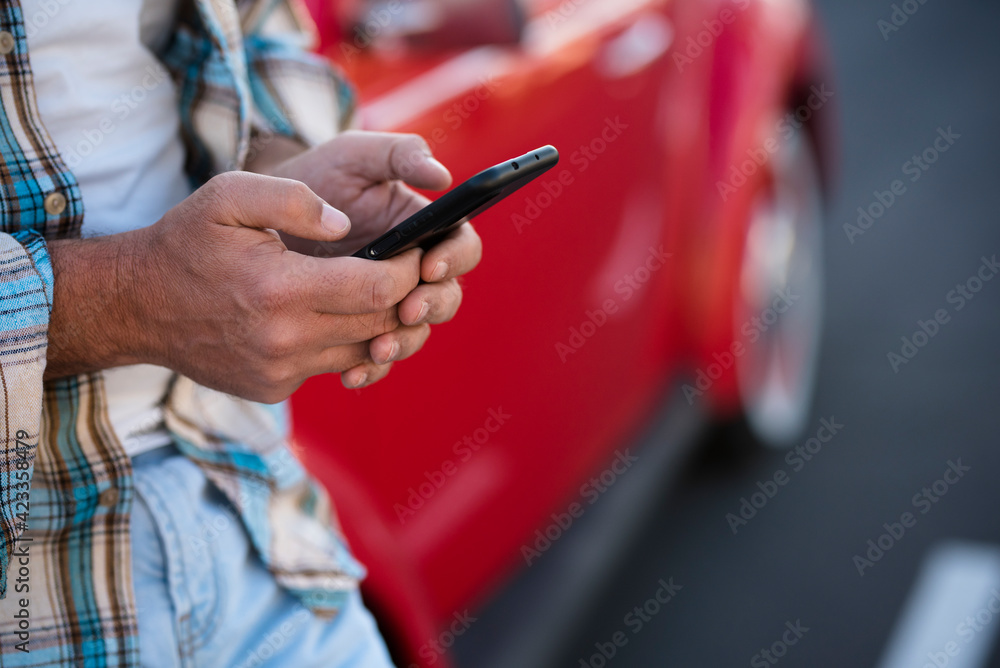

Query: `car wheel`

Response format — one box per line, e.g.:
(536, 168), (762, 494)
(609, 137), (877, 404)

(734, 129), (825, 448)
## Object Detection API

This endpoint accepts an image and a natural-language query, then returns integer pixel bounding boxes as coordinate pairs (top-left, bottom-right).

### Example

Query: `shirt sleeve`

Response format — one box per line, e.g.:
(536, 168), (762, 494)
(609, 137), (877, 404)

(0, 230), (53, 599)
(241, 0), (358, 148)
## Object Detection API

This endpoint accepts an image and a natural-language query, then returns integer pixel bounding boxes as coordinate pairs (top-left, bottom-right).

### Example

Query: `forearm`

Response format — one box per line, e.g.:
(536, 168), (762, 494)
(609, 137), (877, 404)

(44, 231), (154, 379)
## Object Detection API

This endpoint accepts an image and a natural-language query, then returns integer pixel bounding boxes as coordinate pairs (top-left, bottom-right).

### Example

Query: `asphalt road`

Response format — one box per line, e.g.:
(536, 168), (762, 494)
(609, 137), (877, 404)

(548, 0), (1000, 666)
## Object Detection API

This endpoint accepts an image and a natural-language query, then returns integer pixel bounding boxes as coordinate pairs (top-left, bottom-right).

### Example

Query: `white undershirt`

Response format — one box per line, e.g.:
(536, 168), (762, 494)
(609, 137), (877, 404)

(25, 0), (191, 456)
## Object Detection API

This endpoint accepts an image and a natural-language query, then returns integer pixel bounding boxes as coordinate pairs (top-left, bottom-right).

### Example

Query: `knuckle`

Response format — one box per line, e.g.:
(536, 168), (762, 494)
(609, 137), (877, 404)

(255, 323), (297, 361)
(391, 134), (431, 177)
(428, 281), (462, 323)
(209, 170), (248, 196)
(367, 274), (399, 312)
(255, 274), (291, 312)
(257, 385), (291, 405)
(467, 231), (484, 265)
(207, 171), (239, 190)
(367, 362), (393, 384)
(333, 347), (368, 373)
(279, 181), (316, 222)
(403, 132), (431, 154)
(259, 360), (296, 392)
(408, 324), (432, 353)
(200, 172), (246, 216)
(199, 173), (226, 205)
(376, 307), (401, 336)
(442, 282), (464, 320)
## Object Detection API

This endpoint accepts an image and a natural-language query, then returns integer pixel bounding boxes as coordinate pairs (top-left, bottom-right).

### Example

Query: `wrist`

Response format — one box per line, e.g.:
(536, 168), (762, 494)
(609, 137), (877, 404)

(44, 228), (162, 378)
(113, 225), (166, 367)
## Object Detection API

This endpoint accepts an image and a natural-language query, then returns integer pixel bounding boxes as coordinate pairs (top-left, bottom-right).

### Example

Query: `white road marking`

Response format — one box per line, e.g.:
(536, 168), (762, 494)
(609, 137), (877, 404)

(877, 542), (1000, 668)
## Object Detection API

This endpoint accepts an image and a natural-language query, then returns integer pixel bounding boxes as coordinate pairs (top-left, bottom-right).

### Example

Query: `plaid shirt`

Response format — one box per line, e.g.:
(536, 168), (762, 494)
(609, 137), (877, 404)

(0, 0), (362, 664)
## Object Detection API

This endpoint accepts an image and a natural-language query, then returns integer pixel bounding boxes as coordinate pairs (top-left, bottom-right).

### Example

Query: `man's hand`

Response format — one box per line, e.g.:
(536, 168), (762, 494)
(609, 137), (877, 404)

(260, 131), (454, 253)
(46, 172), (432, 402)
(259, 130), (483, 387)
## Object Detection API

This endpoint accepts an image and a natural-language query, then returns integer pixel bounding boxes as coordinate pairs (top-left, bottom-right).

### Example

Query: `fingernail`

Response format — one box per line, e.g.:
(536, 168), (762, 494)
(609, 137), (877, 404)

(426, 155), (447, 169)
(414, 301), (430, 324)
(346, 371), (367, 388)
(322, 205), (350, 235)
(433, 261), (448, 281)
(424, 154), (450, 176)
(376, 341), (399, 365)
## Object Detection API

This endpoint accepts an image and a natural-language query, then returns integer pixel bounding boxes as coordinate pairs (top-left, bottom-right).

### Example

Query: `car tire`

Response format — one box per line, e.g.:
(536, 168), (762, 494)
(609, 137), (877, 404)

(733, 129), (825, 448)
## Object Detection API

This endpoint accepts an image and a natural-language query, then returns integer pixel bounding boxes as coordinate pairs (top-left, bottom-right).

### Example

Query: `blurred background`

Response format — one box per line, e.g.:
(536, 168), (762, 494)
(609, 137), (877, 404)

(293, 0), (1000, 666)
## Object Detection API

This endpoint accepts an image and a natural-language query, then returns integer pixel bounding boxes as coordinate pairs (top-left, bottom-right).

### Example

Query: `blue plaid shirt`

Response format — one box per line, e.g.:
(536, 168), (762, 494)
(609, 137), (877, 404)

(0, 1), (363, 664)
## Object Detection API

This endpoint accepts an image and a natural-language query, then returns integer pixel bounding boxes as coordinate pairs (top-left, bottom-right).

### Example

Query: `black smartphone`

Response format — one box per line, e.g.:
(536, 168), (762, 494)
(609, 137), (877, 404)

(352, 145), (559, 260)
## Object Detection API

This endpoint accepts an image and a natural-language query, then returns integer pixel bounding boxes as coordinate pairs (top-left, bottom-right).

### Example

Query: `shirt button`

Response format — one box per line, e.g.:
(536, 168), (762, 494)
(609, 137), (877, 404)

(44, 191), (67, 215)
(98, 488), (119, 508)
(0, 32), (14, 55)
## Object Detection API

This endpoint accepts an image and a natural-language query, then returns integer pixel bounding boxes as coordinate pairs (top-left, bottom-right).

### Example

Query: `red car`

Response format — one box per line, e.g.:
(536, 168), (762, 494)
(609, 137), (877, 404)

(292, 0), (833, 665)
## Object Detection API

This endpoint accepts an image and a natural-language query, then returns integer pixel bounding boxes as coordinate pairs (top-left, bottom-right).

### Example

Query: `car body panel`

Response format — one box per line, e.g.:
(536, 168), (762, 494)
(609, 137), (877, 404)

(291, 0), (827, 663)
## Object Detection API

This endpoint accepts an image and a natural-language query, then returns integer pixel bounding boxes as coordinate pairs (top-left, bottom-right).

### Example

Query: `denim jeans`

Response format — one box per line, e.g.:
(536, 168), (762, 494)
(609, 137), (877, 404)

(130, 445), (395, 667)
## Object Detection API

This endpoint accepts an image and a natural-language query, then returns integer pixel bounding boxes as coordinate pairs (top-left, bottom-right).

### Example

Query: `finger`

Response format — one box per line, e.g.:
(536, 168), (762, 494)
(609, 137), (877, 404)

(203, 171), (351, 240)
(369, 323), (432, 365)
(285, 248), (422, 315)
(342, 361), (394, 389)
(277, 182), (434, 259)
(350, 181), (434, 244)
(314, 307), (402, 347)
(421, 223), (483, 282)
(398, 280), (463, 327)
(334, 131), (452, 191)
(313, 341), (372, 375)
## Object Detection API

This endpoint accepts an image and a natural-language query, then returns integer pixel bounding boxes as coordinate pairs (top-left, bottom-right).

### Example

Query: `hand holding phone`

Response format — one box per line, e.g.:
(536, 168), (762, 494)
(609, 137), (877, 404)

(353, 145), (559, 260)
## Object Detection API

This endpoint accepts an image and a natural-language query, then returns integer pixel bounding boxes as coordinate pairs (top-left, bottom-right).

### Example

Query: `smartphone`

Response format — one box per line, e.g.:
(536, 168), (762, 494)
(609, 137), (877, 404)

(352, 145), (559, 260)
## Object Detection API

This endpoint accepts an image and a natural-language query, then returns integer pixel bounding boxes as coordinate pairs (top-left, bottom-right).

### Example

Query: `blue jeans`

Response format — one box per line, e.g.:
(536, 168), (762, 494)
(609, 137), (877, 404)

(130, 445), (395, 667)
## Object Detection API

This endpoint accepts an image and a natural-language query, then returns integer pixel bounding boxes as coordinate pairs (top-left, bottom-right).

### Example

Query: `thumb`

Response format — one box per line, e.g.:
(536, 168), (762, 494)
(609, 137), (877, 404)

(205, 171), (351, 241)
